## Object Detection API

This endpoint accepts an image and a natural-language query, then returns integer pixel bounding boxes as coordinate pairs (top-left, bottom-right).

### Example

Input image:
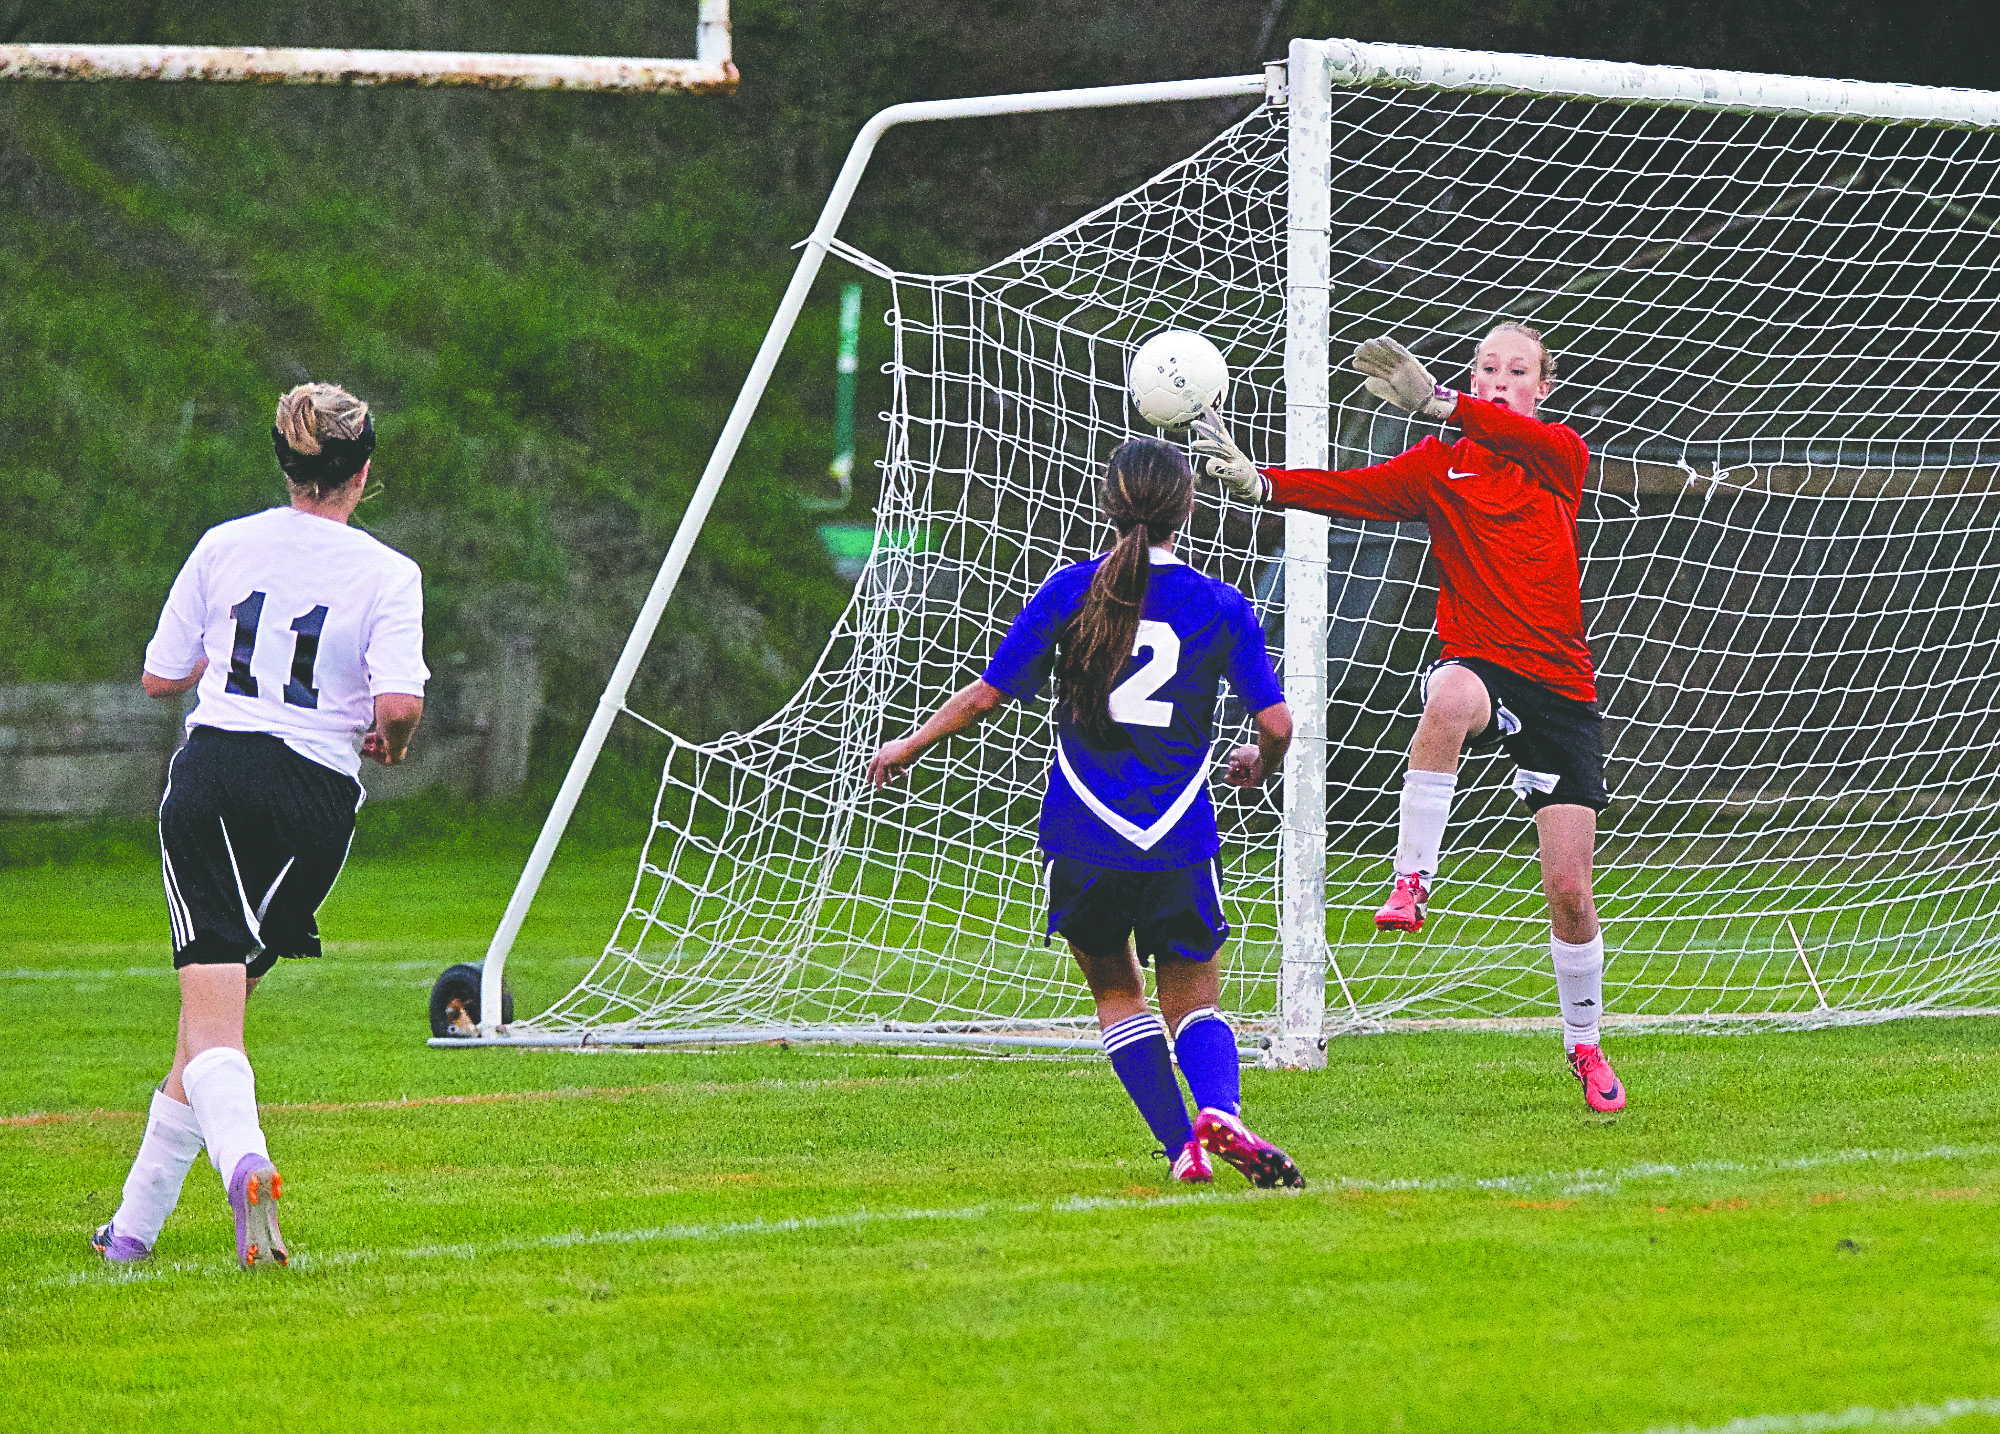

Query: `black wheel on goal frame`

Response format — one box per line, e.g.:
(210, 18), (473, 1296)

(428, 961), (514, 1038)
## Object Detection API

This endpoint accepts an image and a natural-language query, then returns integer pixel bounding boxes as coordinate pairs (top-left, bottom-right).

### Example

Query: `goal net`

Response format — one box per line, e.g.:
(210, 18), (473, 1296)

(520, 45), (2000, 1052)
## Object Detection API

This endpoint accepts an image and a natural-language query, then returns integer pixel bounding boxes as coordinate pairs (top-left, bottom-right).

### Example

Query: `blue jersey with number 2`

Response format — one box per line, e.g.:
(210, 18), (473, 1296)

(981, 550), (1284, 871)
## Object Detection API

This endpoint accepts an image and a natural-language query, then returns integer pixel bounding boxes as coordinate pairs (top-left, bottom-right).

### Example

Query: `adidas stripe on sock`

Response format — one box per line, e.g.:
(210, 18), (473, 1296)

(1100, 1012), (1195, 1155)
(1551, 933), (1606, 1050)
(1172, 1006), (1241, 1116)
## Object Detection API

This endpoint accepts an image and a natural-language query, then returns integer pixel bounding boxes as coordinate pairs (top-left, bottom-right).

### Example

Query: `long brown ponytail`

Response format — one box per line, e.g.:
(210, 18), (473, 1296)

(1056, 438), (1196, 747)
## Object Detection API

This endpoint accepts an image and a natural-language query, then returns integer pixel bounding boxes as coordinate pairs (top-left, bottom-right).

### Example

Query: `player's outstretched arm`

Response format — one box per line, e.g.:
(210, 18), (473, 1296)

(362, 693), (424, 766)
(1353, 337), (1458, 421)
(1224, 702), (1293, 789)
(869, 679), (1012, 790)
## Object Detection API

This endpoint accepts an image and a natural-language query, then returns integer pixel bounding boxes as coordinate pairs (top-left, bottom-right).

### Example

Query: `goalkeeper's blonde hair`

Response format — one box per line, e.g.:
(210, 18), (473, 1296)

(1482, 322), (1556, 383)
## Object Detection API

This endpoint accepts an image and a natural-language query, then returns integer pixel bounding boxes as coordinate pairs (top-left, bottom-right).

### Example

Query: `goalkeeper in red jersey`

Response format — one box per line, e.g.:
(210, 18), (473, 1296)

(1190, 323), (1626, 1113)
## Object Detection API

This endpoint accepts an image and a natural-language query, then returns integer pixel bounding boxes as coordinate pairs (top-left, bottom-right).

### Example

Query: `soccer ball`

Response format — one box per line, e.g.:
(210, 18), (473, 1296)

(1128, 330), (1228, 431)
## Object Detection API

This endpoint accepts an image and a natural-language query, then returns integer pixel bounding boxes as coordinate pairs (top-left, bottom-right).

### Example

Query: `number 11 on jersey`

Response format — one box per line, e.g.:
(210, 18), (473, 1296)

(224, 591), (329, 710)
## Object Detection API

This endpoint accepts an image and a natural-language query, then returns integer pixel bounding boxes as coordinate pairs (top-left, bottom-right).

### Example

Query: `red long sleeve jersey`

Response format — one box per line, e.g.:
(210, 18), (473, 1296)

(1262, 396), (1596, 702)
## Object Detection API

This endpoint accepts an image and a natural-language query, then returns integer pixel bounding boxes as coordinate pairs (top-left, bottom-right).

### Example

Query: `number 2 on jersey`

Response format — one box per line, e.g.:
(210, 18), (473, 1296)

(1107, 619), (1179, 728)
(225, 591), (328, 709)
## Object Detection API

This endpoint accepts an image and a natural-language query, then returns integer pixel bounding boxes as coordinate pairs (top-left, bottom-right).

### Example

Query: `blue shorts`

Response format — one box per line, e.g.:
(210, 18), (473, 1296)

(1044, 855), (1229, 965)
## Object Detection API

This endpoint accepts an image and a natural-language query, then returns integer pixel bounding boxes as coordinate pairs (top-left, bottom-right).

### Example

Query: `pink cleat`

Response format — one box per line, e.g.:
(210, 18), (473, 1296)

(226, 1153), (288, 1268)
(1568, 1044), (1627, 1113)
(1194, 1108), (1304, 1189)
(89, 1222), (151, 1263)
(1374, 873), (1430, 932)
(1171, 1138), (1214, 1184)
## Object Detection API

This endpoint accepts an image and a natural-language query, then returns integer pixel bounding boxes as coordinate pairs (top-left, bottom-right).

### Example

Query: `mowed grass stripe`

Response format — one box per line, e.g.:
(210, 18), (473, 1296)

(27, 1151), (1996, 1294)
(0, 1072), (980, 1128)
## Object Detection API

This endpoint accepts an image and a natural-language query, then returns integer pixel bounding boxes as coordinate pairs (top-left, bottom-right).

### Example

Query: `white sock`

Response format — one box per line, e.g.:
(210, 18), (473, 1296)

(1551, 933), (1606, 1050)
(1396, 769), (1457, 882)
(181, 1046), (270, 1187)
(110, 1088), (206, 1247)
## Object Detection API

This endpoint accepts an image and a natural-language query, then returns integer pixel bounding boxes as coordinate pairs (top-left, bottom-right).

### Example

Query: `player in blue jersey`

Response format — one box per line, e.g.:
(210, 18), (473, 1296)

(869, 438), (1303, 1188)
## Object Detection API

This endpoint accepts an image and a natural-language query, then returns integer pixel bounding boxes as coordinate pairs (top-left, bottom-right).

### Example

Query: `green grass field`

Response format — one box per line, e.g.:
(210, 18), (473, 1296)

(4, 847), (1998, 1433)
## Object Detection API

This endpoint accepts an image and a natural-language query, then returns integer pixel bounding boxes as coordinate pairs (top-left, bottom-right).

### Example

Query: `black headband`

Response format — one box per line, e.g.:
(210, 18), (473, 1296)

(273, 411), (376, 487)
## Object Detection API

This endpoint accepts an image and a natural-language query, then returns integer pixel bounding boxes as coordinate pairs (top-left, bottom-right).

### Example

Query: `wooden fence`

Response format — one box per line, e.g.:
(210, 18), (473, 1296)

(0, 638), (541, 817)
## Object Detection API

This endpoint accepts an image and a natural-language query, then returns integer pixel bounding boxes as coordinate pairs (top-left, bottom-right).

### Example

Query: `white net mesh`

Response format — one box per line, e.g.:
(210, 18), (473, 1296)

(528, 80), (2000, 1046)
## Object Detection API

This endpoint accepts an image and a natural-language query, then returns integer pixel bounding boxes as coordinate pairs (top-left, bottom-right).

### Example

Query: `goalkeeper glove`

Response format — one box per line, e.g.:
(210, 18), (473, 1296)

(1354, 337), (1458, 421)
(1188, 409), (1269, 505)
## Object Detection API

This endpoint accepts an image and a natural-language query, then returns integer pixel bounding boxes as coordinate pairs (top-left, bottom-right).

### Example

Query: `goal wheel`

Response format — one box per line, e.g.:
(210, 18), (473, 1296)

(428, 962), (514, 1038)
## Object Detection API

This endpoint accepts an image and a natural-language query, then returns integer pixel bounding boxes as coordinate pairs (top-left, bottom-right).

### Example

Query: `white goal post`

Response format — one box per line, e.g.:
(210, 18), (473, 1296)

(0, 2), (736, 93)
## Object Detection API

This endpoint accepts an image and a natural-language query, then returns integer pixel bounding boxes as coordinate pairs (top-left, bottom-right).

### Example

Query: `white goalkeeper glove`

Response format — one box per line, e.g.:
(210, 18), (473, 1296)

(1188, 408), (1269, 505)
(1354, 336), (1459, 421)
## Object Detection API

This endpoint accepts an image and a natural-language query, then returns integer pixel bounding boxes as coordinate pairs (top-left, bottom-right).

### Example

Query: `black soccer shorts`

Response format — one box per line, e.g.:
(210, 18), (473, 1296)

(158, 726), (363, 977)
(1422, 656), (1610, 812)
(1044, 855), (1230, 965)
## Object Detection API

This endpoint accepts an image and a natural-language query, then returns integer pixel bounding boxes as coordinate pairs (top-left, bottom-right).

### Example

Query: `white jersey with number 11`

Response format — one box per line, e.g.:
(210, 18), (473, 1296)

(143, 507), (429, 779)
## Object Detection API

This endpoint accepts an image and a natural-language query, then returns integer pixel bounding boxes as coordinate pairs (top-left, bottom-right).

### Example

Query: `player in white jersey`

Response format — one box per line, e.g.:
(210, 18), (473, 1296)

(91, 382), (429, 1269)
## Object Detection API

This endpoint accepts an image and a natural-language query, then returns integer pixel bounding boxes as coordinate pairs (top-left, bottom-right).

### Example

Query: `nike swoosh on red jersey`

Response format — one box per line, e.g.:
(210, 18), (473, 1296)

(1445, 468), (1478, 480)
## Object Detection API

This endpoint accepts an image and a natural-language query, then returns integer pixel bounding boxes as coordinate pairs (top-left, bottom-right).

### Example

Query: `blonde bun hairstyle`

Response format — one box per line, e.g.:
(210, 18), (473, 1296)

(273, 382), (375, 495)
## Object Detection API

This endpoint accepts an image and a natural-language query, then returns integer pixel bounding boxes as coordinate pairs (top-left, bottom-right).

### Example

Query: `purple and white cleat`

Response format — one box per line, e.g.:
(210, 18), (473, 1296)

(225, 1153), (288, 1268)
(1194, 1108), (1305, 1190)
(89, 1221), (152, 1263)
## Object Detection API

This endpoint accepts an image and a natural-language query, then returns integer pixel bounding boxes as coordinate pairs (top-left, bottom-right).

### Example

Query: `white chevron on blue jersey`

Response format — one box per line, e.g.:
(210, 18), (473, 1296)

(982, 546), (1284, 871)
(1054, 737), (1208, 852)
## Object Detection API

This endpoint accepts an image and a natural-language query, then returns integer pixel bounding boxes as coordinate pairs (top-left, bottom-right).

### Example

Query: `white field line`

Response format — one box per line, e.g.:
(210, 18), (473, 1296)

(1608, 1396), (2000, 1433)
(33, 1141), (1995, 1291)
(37, 1187), (1268, 1289)
(0, 957), (579, 979)
(1362, 1141), (2000, 1198)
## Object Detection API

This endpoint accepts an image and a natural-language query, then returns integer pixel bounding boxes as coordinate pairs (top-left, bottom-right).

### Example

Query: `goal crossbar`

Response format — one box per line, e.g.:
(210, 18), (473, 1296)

(1320, 39), (2000, 127)
(0, 1), (738, 94)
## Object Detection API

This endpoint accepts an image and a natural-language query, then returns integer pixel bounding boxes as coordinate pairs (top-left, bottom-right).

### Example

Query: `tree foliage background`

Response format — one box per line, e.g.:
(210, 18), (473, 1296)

(0, 0), (1993, 784)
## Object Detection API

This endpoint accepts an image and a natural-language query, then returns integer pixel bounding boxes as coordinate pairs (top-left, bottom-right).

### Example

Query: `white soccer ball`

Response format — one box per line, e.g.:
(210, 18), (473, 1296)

(1128, 330), (1228, 431)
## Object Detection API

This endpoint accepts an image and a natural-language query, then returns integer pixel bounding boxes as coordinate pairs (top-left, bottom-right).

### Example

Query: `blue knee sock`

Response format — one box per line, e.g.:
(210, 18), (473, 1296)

(1101, 1012), (1194, 1154)
(1173, 1007), (1241, 1116)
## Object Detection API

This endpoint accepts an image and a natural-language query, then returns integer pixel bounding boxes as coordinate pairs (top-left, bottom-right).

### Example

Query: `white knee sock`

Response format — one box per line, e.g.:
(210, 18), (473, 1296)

(181, 1046), (270, 1186)
(1396, 769), (1457, 882)
(110, 1088), (206, 1246)
(1551, 933), (1605, 1050)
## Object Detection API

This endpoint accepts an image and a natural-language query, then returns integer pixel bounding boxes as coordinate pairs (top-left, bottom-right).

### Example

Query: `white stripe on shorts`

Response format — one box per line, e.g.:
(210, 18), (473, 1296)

(216, 818), (262, 944)
(254, 857), (296, 924)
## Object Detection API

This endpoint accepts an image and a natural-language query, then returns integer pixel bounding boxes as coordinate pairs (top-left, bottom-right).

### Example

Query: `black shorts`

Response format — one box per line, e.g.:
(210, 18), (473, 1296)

(1044, 855), (1229, 965)
(1423, 657), (1609, 812)
(159, 726), (363, 976)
